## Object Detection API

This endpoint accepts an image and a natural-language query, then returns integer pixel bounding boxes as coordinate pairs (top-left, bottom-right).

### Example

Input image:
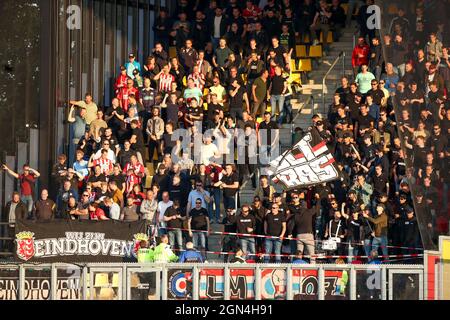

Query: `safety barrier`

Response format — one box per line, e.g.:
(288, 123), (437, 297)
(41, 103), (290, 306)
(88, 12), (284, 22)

(0, 262), (426, 300)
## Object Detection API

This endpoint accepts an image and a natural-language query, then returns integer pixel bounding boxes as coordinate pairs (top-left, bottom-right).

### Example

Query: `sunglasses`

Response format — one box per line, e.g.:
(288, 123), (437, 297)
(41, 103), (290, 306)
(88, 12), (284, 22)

(196, 202), (202, 204)
(82, 194), (89, 197)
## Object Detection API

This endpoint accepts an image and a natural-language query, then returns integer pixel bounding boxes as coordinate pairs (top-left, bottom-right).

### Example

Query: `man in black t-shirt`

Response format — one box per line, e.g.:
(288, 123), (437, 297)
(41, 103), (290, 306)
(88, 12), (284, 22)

(355, 105), (374, 142)
(164, 200), (185, 250)
(104, 98), (125, 138)
(129, 120), (145, 160)
(188, 198), (210, 255)
(264, 203), (286, 263)
(228, 80), (250, 121)
(258, 112), (280, 164)
(216, 164), (239, 210)
(236, 205), (256, 259)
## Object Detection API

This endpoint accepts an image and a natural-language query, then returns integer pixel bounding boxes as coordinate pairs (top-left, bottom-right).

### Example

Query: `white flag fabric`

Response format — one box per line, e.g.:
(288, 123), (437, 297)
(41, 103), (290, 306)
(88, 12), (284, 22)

(267, 128), (340, 189)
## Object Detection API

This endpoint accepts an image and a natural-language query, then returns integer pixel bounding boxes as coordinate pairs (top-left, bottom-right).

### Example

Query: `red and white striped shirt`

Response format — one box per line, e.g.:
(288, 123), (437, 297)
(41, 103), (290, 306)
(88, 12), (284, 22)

(123, 162), (145, 184)
(187, 72), (205, 90)
(93, 158), (114, 175)
(158, 73), (175, 93)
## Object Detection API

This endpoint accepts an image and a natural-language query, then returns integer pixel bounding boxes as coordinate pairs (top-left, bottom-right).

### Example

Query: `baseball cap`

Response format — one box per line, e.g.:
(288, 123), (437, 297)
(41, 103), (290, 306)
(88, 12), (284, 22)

(399, 194), (407, 199)
(129, 53), (135, 58)
(406, 206), (414, 214)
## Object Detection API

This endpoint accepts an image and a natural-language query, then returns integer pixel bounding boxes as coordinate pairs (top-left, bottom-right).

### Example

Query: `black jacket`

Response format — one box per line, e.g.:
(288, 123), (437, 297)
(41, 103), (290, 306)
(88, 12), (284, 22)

(3, 201), (28, 223)
(287, 201), (320, 235)
(369, 44), (384, 69)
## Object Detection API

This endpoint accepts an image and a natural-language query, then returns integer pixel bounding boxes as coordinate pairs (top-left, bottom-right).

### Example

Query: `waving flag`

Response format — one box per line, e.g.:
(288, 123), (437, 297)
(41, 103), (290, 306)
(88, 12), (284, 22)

(267, 128), (340, 189)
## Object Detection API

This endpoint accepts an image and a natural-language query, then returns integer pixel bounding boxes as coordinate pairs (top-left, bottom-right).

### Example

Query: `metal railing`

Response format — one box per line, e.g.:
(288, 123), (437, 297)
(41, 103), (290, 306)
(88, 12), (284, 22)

(291, 95), (314, 145)
(321, 51), (345, 114)
(0, 262), (426, 300)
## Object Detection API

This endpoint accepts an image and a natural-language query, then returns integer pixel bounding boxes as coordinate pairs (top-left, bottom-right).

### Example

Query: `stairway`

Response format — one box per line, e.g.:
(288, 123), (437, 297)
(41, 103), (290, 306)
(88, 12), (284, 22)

(205, 25), (357, 262)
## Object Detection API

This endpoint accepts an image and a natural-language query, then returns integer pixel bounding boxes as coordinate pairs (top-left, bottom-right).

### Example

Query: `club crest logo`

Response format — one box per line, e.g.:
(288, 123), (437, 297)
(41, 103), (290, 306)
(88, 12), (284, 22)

(16, 231), (36, 261)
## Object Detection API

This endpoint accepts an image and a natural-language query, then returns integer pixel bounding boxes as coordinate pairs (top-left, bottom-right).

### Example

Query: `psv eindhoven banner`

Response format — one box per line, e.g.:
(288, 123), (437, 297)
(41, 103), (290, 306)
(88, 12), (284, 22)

(14, 220), (147, 263)
(267, 128), (340, 189)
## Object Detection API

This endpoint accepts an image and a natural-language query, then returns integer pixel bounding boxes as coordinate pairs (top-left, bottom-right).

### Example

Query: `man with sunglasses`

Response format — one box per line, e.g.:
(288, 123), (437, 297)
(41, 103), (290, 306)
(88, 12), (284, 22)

(236, 205), (256, 260)
(367, 80), (384, 106)
(3, 164), (40, 217)
(286, 193), (321, 263)
(264, 203), (286, 263)
(187, 181), (211, 221)
(188, 198), (210, 259)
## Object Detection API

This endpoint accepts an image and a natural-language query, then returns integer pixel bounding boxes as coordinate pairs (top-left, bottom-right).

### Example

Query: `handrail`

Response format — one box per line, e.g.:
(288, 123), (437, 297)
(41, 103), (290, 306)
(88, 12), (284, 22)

(321, 51), (345, 115)
(291, 94), (314, 143)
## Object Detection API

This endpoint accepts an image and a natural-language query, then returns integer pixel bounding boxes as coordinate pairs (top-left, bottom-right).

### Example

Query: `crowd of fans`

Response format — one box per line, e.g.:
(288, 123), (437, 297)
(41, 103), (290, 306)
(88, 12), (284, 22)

(2, 0), (449, 264)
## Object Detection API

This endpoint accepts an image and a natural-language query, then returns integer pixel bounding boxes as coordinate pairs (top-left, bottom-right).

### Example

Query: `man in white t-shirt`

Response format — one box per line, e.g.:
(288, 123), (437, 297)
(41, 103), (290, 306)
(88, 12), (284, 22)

(200, 135), (220, 165)
(157, 191), (173, 234)
(104, 197), (121, 220)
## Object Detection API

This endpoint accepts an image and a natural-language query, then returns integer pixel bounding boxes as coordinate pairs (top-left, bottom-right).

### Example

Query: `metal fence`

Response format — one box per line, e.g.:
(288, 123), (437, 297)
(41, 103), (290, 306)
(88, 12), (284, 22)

(0, 262), (425, 300)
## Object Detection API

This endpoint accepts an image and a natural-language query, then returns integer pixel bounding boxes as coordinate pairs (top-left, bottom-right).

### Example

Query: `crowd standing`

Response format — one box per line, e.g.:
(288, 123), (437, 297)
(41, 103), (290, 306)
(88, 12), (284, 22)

(2, 0), (449, 264)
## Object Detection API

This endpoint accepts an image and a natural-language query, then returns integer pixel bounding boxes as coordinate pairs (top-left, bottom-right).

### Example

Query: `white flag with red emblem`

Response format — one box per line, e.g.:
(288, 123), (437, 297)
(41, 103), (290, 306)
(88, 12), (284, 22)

(267, 128), (340, 189)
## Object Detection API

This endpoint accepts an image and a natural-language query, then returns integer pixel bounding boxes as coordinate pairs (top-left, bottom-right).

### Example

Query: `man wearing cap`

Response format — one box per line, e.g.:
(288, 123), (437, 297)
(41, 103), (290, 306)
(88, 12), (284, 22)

(124, 53), (141, 79)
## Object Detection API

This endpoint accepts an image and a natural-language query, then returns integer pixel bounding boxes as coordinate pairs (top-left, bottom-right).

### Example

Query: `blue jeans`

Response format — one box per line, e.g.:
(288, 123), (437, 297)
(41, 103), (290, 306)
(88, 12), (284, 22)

(364, 239), (372, 257)
(371, 236), (388, 258)
(209, 188), (221, 223)
(239, 237), (255, 259)
(270, 95), (285, 117)
(278, 95), (292, 125)
(264, 238), (282, 263)
(21, 195), (33, 216)
(211, 37), (220, 50)
(192, 231), (206, 249)
(223, 195), (235, 211)
(168, 229), (183, 249)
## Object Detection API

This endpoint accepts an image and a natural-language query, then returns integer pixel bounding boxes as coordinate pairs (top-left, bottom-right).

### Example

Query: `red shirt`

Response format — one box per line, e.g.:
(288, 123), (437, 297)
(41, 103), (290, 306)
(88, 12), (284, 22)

(351, 44), (370, 67)
(90, 208), (107, 220)
(117, 87), (139, 112)
(19, 174), (36, 196)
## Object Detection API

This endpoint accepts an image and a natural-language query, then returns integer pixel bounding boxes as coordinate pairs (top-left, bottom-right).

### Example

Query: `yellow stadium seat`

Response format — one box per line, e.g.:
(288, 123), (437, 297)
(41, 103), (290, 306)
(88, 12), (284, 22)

(169, 46), (177, 58)
(295, 45), (307, 58)
(290, 59), (300, 72)
(341, 3), (349, 15)
(308, 45), (323, 58)
(256, 117), (263, 124)
(303, 33), (310, 43)
(203, 88), (209, 96)
(299, 59), (312, 72)
(182, 76), (187, 87)
(112, 273), (119, 287)
(289, 72), (301, 85)
(388, 4), (398, 15)
(94, 273), (109, 287)
(319, 32), (333, 43)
